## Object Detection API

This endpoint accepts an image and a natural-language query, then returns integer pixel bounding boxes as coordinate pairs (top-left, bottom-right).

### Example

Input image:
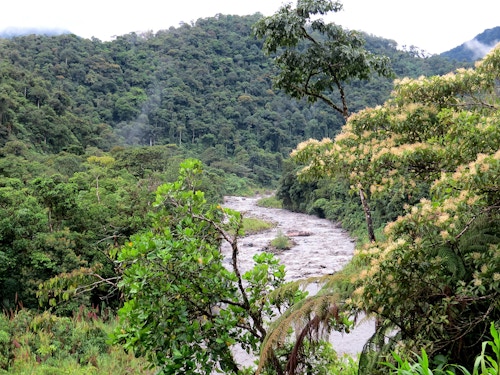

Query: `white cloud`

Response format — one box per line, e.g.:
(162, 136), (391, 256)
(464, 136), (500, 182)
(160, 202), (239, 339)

(465, 39), (499, 60)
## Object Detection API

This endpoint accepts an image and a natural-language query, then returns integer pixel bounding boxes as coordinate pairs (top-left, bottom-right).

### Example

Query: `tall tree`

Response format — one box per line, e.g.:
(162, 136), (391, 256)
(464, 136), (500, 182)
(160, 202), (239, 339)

(254, 0), (392, 241)
(253, 0), (392, 122)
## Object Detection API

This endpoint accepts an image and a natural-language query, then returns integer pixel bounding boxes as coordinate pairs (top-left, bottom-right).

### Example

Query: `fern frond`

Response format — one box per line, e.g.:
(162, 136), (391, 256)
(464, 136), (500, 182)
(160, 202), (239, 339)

(256, 258), (365, 373)
(437, 246), (466, 278)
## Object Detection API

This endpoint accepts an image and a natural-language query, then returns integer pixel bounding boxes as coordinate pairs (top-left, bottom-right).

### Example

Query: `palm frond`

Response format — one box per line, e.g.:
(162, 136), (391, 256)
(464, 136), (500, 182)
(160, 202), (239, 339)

(358, 319), (401, 375)
(257, 291), (348, 374)
(257, 263), (361, 373)
(266, 276), (323, 301)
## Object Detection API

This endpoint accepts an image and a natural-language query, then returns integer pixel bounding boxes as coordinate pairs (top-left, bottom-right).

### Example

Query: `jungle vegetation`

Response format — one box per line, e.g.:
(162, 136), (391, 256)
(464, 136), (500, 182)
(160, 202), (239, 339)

(0, 1), (497, 374)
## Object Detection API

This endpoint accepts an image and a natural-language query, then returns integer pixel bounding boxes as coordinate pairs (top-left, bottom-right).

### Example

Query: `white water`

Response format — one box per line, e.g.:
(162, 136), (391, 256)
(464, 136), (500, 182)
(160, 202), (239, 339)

(221, 195), (375, 358)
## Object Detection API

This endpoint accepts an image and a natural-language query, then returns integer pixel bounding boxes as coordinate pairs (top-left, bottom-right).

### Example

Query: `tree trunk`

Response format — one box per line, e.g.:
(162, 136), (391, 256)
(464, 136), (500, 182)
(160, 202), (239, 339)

(359, 187), (376, 242)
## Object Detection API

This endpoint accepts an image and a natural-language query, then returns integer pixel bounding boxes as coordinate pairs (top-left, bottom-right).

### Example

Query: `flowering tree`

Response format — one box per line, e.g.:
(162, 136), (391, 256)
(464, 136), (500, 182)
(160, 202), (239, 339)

(262, 45), (500, 373)
(253, 0), (392, 242)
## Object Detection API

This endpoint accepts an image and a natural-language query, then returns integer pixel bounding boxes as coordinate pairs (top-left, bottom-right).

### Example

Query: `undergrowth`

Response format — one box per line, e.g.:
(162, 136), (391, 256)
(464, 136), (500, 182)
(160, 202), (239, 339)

(0, 307), (154, 375)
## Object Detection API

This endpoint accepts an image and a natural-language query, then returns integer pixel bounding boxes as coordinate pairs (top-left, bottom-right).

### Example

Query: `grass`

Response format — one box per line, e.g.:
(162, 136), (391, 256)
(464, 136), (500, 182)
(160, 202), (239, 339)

(242, 217), (275, 234)
(270, 230), (294, 250)
(256, 196), (283, 209)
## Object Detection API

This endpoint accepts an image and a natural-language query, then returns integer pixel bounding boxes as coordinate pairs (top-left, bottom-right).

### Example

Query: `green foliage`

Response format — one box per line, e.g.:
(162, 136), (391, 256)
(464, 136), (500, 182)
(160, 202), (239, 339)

(383, 323), (500, 375)
(112, 159), (304, 374)
(253, 0), (393, 120)
(0, 147), (261, 312)
(256, 195), (283, 209)
(384, 349), (453, 375)
(0, 314), (12, 370)
(270, 230), (294, 250)
(0, 308), (153, 374)
(0, 152), (157, 310)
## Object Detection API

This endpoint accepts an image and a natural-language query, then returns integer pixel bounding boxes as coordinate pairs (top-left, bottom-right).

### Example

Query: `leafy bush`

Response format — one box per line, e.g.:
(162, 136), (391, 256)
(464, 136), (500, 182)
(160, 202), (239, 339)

(384, 323), (500, 375)
(0, 308), (153, 374)
(112, 159), (306, 374)
(257, 195), (283, 209)
(0, 314), (12, 370)
(270, 230), (294, 250)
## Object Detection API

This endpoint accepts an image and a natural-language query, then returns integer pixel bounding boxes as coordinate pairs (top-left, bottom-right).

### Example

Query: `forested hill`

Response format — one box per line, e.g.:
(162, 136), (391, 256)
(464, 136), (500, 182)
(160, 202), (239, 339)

(441, 26), (500, 62)
(0, 13), (469, 185)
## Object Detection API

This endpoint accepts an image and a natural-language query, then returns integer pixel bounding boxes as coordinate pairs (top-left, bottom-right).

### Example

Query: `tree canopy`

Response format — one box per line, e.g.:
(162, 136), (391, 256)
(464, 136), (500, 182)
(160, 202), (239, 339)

(253, 0), (392, 121)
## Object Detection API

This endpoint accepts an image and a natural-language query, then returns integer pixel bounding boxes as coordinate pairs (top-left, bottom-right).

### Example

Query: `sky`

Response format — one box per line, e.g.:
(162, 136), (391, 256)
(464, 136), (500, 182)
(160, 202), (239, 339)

(1, 0), (499, 55)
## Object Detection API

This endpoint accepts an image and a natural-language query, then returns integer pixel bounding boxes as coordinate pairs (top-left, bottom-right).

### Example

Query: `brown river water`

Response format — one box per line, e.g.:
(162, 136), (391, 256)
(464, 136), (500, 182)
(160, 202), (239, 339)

(221, 195), (375, 361)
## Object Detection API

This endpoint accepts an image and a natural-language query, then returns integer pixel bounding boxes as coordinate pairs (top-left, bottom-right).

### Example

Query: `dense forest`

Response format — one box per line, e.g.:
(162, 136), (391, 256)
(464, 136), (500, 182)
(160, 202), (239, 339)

(0, 13), (469, 185)
(0, 10), (471, 310)
(1, 3), (497, 374)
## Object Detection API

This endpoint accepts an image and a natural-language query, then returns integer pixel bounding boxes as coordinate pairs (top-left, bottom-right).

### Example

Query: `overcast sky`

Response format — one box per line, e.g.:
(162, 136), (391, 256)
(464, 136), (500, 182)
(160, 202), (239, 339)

(1, 0), (499, 54)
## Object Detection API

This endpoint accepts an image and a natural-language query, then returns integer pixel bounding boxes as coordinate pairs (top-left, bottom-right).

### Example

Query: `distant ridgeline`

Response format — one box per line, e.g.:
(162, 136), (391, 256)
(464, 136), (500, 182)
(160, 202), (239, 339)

(0, 14), (472, 184)
(441, 26), (500, 62)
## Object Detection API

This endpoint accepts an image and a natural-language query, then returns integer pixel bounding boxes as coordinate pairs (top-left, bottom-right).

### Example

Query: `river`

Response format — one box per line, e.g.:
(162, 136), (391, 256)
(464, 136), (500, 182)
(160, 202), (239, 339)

(221, 195), (375, 358)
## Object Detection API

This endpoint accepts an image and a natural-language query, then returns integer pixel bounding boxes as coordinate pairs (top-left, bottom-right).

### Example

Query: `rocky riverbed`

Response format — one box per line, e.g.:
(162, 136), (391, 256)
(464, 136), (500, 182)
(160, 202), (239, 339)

(221, 195), (375, 357)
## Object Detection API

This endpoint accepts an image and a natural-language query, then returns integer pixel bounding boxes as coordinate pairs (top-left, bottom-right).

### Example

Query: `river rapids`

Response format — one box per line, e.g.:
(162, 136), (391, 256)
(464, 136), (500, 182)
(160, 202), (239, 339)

(221, 195), (375, 360)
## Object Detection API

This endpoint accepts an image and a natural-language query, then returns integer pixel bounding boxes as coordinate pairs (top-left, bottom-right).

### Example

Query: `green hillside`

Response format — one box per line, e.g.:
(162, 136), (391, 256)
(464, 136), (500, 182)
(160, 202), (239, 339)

(441, 26), (500, 62)
(0, 14), (468, 185)
(0, 6), (498, 375)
